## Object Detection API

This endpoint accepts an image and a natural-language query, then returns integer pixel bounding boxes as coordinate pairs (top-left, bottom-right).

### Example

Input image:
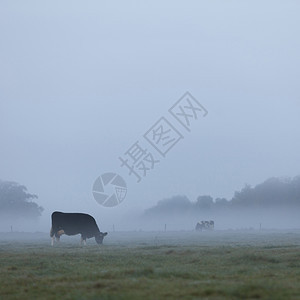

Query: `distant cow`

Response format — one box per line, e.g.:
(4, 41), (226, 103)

(195, 220), (214, 231)
(50, 211), (107, 246)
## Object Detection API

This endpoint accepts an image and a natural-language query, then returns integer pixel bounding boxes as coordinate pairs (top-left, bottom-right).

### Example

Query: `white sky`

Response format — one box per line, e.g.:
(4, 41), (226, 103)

(0, 1), (299, 230)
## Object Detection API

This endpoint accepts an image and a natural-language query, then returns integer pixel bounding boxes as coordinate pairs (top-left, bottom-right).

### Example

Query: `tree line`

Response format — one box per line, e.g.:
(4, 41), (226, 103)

(144, 176), (300, 217)
(1, 175), (299, 220)
(0, 180), (43, 219)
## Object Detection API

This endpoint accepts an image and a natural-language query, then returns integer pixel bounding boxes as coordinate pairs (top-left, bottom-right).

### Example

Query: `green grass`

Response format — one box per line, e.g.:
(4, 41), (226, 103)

(0, 231), (300, 299)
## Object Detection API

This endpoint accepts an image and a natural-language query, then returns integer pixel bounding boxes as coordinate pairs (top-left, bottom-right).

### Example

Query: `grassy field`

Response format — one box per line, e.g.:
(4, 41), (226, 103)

(0, 230), (299, 299)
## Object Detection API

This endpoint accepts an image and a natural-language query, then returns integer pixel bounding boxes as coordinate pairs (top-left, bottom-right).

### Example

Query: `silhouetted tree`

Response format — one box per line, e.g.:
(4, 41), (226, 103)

(231, 177), (300, 208)
(143, 176), (300, 218)
(144, 195), (191, 216)
(231, 184), (253, 208)
(0, 180), (43, 218)
(214, 197), (229, 209)
(195, 195), (213, 210)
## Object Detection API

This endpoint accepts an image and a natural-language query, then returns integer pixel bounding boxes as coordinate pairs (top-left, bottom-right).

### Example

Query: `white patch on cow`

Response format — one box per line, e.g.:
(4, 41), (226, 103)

(56, 229), (65, 242)
(57, 229), (65, 236)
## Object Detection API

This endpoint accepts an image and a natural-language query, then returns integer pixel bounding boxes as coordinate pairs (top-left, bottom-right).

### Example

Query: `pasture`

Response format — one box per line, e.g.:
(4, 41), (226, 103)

(0, 230), (299, 299)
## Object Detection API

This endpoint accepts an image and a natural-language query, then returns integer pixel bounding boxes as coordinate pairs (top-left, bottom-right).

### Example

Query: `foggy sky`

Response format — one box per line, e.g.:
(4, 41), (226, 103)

(0, 1), (299, 231)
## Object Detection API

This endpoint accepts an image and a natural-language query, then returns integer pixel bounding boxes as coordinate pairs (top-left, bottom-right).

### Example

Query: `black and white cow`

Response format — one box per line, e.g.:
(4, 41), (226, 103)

(195, 220), (214, 231)
(50, 211), (107, 246)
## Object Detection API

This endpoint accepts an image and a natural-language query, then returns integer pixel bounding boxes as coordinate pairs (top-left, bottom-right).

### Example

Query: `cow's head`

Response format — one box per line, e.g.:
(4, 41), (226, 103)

(95, 232), (108, 244)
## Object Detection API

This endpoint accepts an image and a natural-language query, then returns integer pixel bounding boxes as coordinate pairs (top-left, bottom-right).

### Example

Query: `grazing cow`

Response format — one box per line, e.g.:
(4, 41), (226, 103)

(195, 222), (204, 231)
(195, 220), (214, 231)
(50, 211), (107, 246)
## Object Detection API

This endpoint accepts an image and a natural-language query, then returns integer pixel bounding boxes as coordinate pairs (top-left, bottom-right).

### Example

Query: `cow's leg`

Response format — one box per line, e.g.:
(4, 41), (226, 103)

(50, 227), (56, 246)
(50, 227), (54, 245)
(56, 230), (65, 243)
(81, 235), (87, 246)
(50, 226), (64, 246)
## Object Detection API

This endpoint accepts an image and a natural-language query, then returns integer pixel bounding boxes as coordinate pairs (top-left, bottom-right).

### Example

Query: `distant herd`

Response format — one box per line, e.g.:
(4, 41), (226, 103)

(195, 220), (215, 231)
(50, 211), (214, 246)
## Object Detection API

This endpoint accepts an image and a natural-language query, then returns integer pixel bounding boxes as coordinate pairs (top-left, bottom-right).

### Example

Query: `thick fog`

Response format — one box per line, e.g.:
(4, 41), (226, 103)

(0, 1), (300, 232)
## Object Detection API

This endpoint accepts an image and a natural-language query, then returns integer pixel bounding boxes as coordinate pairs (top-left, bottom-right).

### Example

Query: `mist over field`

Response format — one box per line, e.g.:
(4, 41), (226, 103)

(1, 176), (300, 232)
(0, 1), (299, 234)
